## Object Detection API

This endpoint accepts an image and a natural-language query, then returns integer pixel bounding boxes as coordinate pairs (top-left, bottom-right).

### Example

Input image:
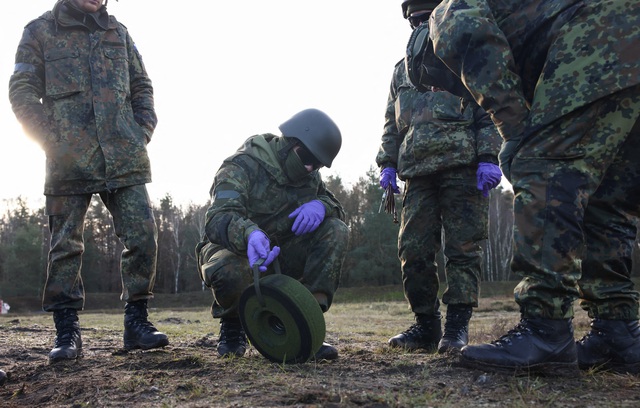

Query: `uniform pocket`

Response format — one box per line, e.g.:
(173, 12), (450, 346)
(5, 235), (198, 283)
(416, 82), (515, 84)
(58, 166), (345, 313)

(44, 48), (83, 98)
(103, 46), (130, 92)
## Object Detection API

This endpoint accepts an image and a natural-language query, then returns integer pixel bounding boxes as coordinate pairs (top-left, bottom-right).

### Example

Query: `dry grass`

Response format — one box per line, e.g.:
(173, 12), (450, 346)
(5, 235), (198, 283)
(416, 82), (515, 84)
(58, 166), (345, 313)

(1, 296), (639, 407)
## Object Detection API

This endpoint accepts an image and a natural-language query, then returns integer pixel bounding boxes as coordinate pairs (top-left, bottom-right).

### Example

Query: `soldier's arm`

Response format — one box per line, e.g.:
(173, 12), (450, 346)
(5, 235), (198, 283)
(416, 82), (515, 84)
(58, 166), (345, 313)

(430, 0), (529, 142)
(8, 26), (51, 147)
(376, 61), (404, 169)
(315, 177), (346, 222)
(125, 29), (157, 142)
(473, 104), (502, 163)
(204, 161), (261, 255)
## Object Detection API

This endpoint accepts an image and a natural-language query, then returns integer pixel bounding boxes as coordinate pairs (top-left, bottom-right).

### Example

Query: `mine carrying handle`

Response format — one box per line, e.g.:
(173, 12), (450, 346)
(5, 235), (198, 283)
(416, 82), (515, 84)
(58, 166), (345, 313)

(252, 258), (282, 307)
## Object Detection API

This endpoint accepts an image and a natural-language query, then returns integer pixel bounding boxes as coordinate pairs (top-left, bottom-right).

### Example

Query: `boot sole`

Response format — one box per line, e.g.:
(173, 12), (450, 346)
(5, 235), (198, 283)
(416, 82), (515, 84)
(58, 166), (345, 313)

(461, 356), (579, 377)
(124, 338), (169, 351)
(49, 350), (83, 365)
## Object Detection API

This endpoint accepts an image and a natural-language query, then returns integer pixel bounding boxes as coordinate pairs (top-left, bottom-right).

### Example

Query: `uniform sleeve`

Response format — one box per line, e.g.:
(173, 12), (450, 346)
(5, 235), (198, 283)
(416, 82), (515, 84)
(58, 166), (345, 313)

(8, 26), (51, 147)
(125, 29), (157, 141)
(316, 179), (346, 222)
(430, 0), (529, 141)
(203, 161), (261, 255)
(375, 62), (404, 169)
(472, 103), (502, 162)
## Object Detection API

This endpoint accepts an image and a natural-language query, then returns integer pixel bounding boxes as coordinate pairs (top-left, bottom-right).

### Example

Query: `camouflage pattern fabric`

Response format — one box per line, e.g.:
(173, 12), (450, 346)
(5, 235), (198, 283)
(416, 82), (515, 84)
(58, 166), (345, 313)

(9, 2), (157, 195)
(376, 61), (500, 316)
(430, 0), (640, 143)
(42, 185), (158, 311)
(196, 134), (349, 318)
(376, 61), (501, 178)
(426, 0), (640, 319)
(400, 170), (488, 315)
(512, 87), (640, 320)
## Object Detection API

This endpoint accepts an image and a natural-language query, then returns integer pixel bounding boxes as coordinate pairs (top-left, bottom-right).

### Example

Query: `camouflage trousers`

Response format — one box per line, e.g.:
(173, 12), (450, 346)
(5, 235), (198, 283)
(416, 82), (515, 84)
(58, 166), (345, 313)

(197, 218), (349, 319)
(512, 85), (640, 320)
(42, 185), (158, 311)
(399, 166), (489, 317)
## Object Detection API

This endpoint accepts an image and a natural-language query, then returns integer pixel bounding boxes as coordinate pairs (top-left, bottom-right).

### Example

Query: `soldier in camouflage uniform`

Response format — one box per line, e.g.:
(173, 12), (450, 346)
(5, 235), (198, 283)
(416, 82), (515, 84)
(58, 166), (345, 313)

(8, 0), (168, 364)
(196, 108), (349, 360)
(378, 0), (502, 355)
(407, 0), (640, 374)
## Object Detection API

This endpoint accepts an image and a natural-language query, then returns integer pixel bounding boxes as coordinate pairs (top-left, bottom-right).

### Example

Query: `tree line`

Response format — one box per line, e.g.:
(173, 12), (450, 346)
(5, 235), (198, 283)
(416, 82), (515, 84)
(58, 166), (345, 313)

(1, 168), (637, 298)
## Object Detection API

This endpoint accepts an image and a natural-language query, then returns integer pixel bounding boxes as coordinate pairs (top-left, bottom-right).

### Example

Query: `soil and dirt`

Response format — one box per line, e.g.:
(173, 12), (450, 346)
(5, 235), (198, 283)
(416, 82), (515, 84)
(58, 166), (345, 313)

(1, 293), (640, 407)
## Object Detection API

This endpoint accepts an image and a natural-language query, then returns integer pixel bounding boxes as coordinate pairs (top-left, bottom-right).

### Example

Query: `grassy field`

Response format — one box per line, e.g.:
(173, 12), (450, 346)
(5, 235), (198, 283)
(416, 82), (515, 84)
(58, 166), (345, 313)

(1, 284), (640, 407)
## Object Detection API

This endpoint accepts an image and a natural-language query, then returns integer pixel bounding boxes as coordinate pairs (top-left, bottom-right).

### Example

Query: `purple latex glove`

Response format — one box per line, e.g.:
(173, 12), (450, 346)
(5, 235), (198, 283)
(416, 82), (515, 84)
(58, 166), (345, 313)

(288, 200), (326, 236)
(247, 230), (280, 272)
(476, 162), (502, 197)
(380, 167), (400, 194)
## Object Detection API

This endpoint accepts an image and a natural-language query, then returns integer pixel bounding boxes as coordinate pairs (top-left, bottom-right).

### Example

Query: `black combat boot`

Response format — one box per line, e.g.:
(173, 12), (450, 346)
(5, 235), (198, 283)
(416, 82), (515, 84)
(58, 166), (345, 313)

(49, 308), (82, 363)
(314, 342), (339, 361)
(217, 318), (248, 357)
(389, 313), (442, 352)
(576, 318), (640, 374)
(460, 318), (578, 376)
(123, 300), (169, 350)
(438, 305), (472, 354)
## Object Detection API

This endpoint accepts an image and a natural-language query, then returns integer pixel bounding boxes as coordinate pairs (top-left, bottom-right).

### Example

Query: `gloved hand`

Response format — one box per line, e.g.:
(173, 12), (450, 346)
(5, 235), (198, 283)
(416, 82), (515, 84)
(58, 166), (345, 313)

(498, 139), (520, 183)
(380, 167), (400, 194)
(247, 230), (280, 272)
(476, 162), (502, 197)
(288, 200), (325, 236)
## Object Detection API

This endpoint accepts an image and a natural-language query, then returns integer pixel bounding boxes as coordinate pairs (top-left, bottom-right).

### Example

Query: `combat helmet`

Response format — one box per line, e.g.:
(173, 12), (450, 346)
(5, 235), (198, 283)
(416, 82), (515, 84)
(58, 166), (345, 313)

(401, 0), (440, 18)
(279, 108), (342, 168)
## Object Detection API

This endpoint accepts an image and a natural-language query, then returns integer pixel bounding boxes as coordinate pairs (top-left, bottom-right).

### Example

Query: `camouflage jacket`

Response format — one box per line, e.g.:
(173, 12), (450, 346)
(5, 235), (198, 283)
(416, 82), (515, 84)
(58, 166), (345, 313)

(376, 60), (501, 179)
(200, 134), (346, 256)
(429, 0), (640, 142)
(9, 4), (157, 195)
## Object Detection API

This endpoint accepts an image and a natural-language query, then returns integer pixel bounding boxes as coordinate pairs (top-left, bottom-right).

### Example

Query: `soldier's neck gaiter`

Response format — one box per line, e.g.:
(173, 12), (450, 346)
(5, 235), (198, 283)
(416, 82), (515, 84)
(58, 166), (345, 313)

(62, 2), (109, 31)
(284, 149), (311, 182)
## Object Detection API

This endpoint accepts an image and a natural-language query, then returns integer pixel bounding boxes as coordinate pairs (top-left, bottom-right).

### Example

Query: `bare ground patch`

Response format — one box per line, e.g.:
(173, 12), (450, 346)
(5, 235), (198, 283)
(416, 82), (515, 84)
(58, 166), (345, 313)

(1, 300), (640, 407)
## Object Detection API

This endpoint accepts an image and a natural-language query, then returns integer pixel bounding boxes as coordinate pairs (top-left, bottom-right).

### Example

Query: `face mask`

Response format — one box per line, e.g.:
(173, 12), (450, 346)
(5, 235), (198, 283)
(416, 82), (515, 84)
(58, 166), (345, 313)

(284, 149), (312, 182)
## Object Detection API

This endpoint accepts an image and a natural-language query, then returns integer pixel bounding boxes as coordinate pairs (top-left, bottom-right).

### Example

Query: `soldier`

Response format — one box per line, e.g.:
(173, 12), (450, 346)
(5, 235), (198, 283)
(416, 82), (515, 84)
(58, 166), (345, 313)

(408, 0), (640, 374)
(196, 108), (350, 360)
(378, 0), (502, 354)
(8, 0), (168, 364)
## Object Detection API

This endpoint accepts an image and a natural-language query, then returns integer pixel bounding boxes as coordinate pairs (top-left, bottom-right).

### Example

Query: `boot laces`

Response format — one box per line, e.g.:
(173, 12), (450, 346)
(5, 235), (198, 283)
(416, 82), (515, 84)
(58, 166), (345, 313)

(220, 320), (246, 343)
(492, 320), (533, 346)
(130, 318), (158, 333)
(53, 310), (79, 347)
(402, 323), (427, 337)
(126, 303), (158, 334)
(443, 318), (468, 338)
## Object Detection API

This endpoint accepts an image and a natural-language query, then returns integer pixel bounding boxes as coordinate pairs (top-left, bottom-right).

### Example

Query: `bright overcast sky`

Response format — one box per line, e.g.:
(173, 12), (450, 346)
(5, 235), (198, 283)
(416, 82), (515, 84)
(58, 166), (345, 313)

(0, 1), (411, 211)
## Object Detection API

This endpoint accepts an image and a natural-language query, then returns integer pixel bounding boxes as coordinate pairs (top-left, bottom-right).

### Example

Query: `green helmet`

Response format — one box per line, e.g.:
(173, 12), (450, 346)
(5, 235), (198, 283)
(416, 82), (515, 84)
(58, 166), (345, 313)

(279, 108), (342, 168)
(401, 0), (440, 18)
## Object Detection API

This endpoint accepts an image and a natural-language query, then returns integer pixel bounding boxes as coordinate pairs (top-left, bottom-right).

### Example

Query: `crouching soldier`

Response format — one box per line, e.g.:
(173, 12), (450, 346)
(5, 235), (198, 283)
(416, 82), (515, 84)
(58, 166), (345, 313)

(196, 109), (350, 360)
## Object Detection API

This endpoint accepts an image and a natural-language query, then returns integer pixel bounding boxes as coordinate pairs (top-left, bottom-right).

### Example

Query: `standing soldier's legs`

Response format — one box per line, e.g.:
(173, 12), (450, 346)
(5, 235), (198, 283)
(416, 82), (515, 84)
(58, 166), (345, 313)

(101, 185), (157, 302)
(389, 176), (443, 351)
(102, 185), (168, 350)
(438, 168), (487, 353)
(43, 194), (92, 311)
(43, 194), (91, 363)
(461, 86), (640, 374)
(577, 89), (640, 374)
